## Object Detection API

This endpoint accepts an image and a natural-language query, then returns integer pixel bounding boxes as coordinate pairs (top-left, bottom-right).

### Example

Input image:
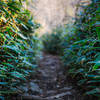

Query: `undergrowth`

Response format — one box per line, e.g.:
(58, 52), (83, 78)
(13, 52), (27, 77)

(0, 0), (41, 99)
(42, 26), (65, 54)
(62, 0), (100, 98)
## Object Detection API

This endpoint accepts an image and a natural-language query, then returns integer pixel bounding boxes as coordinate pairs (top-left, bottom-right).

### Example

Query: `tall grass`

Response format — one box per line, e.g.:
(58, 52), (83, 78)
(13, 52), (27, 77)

(0, 0), (41, 98)
(62, 0), (100, 98)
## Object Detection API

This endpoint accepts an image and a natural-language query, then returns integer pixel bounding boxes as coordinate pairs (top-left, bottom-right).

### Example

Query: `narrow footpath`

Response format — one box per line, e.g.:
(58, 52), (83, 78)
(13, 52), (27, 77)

(14, 53), (83, 100)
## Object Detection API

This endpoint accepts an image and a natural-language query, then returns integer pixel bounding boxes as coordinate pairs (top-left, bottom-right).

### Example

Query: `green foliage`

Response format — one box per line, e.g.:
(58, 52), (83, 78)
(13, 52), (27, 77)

(42, 27), (64, 54)
(0, 35), (40, 94)
(0, 0), (41, 97)
(61, 0), (100, 98)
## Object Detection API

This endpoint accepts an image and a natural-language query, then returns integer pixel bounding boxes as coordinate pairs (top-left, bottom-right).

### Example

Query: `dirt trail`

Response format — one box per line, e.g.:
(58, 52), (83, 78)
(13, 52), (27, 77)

(14, 53), (83, 100)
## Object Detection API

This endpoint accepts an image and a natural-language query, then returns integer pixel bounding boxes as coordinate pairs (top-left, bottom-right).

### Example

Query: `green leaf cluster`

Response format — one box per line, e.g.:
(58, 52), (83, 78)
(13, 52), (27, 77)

(62, 0), (100, 98)
(0, 0), (41, 97)
(42, 26), (65, 54)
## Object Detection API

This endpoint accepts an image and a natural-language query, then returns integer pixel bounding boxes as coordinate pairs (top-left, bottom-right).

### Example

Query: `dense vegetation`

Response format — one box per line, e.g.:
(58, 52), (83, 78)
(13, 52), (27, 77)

(42, 27), (64, 54)
(0, 0), (100, 99)
(0, 0), (41, 98)
(42, 0), (100, 99)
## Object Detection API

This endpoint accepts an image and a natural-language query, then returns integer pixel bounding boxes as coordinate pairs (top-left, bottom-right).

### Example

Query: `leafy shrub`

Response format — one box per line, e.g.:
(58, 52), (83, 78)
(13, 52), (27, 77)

(42, 26), (65, 54)
(0, 0), (41, 97)
(62, 0), (100, 98)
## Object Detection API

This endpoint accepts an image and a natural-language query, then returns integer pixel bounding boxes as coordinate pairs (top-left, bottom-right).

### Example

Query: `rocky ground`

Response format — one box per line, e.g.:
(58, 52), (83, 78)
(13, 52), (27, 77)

(12, 52), (84, 100)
